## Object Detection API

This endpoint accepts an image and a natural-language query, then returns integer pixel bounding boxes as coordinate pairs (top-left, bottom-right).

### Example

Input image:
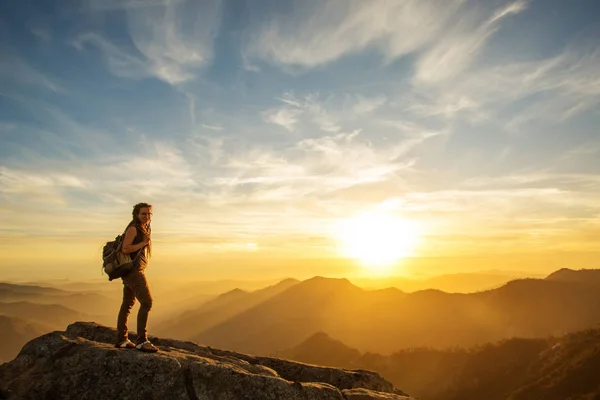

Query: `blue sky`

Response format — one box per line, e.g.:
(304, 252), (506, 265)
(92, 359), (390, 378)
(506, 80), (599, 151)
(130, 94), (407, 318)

(1, 0), (599, 280)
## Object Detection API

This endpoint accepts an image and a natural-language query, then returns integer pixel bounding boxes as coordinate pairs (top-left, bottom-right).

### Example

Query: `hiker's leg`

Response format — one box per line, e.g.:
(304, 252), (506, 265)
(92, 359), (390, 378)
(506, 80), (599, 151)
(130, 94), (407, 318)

(116, 283), (136, 343)
(129, 271), (153, 344)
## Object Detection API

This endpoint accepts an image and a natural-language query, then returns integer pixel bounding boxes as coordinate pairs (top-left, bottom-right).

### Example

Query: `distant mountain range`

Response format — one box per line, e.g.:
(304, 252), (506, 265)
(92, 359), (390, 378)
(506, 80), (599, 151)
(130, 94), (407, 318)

(3, 268), (600, 399)
(4, 268), (600, 358)
(154, 278), (299, 339)
(0, 301), (93, 329)
(181, 268), (600, 355)
(0, 282), (118, 322)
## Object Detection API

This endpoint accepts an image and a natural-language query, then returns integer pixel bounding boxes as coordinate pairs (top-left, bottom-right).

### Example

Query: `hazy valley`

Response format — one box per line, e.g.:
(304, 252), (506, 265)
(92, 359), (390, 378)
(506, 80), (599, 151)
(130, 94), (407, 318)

(2, 268), (600, 399)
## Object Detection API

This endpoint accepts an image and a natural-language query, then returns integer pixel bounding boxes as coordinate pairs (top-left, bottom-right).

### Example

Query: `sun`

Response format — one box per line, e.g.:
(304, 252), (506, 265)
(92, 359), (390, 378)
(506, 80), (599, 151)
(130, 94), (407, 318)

(334, 211), (420, 274)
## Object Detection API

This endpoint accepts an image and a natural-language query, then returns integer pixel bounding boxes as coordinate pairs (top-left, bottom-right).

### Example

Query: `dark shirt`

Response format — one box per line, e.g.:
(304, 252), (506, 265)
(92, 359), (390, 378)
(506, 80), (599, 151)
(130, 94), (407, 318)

(129, 224), (149, 271)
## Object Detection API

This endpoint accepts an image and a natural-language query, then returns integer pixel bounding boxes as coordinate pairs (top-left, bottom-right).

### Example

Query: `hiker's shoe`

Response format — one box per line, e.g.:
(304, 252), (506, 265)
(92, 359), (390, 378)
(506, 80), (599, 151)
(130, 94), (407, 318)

(115, 339), (136, 349)
(136, 341), (158, 353)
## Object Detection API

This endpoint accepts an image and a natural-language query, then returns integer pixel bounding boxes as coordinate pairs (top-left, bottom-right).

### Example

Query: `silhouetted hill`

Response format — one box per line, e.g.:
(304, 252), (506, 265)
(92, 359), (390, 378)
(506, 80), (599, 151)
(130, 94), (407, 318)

(508, 328), (600, 400)
(0, 315), (50, 363)
(0, 301), (92, 330)
(0, 283), (118, 320)
(191, 270), (600, 355)
(19, 280), (115, 293)
(193, 276), (367, 355)
(480, 278), (600, 337)
(359, 327), (600, 400)
(0, 322), (414, 400)
(275, 326), (600, 400)
(156, 278), (285, 299)
(277, 332), (361, 368)
(155, 278), (300, 340)
(545, 268), (600, 286)
(0, 282), (68, 297)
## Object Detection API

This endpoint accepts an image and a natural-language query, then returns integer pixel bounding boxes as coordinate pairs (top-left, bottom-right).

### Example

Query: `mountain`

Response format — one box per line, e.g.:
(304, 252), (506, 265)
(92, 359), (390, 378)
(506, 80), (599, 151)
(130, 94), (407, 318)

(193, 276), (370, 355)
(359, 327), (600, 400)
(191, 270), (600, 355)
(0, 301), (93, 330)
(0, 315), (51, 363)
(0, 283), (119, 325)
(154, 278), (286, 300)
(0, 322), (414, 400)
(507, 328), (600, 400)
(274, 325), (600, 400)
(155, 278), (300, 340)
(0, 282), (69, 297)
(19, 280), (116, 293)
(545, 267), (600, 286)
(276, 331), (361, 368)
(480, 277), (600, 337)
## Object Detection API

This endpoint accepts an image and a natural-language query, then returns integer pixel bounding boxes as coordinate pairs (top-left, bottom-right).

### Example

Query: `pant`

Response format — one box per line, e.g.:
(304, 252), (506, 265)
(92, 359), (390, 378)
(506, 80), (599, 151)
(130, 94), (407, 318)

(116, 269), (153, 344)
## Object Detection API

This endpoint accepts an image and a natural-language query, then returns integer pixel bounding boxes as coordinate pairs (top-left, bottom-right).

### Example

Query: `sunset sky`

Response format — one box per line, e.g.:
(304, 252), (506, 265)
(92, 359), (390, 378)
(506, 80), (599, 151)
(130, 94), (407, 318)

(1, 0), (599, 282)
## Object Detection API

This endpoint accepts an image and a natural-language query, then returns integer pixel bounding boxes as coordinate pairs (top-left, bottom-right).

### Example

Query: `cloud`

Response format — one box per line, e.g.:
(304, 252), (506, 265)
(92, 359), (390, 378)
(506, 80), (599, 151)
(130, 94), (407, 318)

(352, 94), (388, 114)
(415, 0), (528, 84)
(244, 0), (464, 69)
(71, 33), (150, 80)
(407, 40), (600, 125)
(0, 166), (89, 206)
(276, 93), (341, 132)
(74, 0), (221, 84)
(0, 54), (64, 93)
(262, 107), (303, 132)
(0, 140), (204, 237)
(201, 123), (224, 131)
(84, 0), (187, 10)
(126, 0), (221, 84)
(187, 132), (225, 165)
(295, 130), (418, 187)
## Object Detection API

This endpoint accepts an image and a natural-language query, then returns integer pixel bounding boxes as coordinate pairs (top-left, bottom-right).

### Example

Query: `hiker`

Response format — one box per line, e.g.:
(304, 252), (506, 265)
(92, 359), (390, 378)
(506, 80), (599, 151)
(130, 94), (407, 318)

(115, 202), (158, 353)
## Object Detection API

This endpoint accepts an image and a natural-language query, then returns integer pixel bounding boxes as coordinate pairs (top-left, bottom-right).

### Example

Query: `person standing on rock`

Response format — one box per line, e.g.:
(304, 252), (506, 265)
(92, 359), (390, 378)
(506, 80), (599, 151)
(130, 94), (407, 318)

(115, 202), (159, 353)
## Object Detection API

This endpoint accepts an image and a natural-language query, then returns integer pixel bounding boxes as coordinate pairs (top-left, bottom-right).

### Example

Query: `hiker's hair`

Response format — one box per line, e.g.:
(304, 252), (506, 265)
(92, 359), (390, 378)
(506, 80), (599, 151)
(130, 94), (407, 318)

(129, 202), (152, 257)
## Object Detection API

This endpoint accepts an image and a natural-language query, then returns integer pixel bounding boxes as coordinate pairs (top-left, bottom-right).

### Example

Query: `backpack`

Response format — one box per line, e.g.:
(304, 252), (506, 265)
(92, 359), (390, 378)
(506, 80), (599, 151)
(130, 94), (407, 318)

(101, 227), (137, 281)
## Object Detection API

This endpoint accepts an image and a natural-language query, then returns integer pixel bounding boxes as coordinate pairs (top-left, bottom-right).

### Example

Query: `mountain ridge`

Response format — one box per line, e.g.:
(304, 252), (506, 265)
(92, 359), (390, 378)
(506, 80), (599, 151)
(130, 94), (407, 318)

(192, 269), (600, 355)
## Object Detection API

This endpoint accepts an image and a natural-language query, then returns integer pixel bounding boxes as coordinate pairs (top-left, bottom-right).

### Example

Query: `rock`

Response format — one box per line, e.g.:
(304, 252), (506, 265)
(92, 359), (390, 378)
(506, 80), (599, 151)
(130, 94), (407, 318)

(343, 388), (413, 399)
(0, 322), (415, 400)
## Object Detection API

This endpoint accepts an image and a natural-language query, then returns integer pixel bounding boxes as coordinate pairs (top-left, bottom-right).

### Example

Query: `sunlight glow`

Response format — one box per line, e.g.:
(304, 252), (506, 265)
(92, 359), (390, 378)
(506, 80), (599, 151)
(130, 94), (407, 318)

(334, 211), (421, 274)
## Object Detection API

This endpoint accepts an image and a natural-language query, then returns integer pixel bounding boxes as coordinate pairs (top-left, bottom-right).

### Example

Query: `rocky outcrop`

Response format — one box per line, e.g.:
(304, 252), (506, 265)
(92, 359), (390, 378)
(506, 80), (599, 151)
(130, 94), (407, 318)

(0, 322), (414, 400)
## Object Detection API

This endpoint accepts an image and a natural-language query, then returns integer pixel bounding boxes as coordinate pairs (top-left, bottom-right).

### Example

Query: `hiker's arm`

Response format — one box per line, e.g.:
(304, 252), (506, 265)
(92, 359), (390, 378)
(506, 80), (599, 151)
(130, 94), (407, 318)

(121, 226), (149, 254)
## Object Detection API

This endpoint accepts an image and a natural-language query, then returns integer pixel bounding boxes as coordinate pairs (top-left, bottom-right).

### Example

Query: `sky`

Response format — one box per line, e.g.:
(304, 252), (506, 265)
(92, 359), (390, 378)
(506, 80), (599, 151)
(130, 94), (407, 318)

(1, 0), (599, 282)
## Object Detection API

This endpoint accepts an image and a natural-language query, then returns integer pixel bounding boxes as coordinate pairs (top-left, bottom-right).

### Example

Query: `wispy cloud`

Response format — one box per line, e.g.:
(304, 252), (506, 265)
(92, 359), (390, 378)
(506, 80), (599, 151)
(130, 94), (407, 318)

(352, 94), (388, 114)
(415, 0), (528, 84)
(71, 33), (149, 80)
(0, 54), (64, 93)
(408, 40), (600, 126)
(276, 93), (341, 132)
(74, 0), (222, 84)
(262, 107), (303, 132)
(0, 166), (89, 206)
(201, 123), (224, 131)
(84, 0), (187, 10)
(245, 0), (464, 69)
